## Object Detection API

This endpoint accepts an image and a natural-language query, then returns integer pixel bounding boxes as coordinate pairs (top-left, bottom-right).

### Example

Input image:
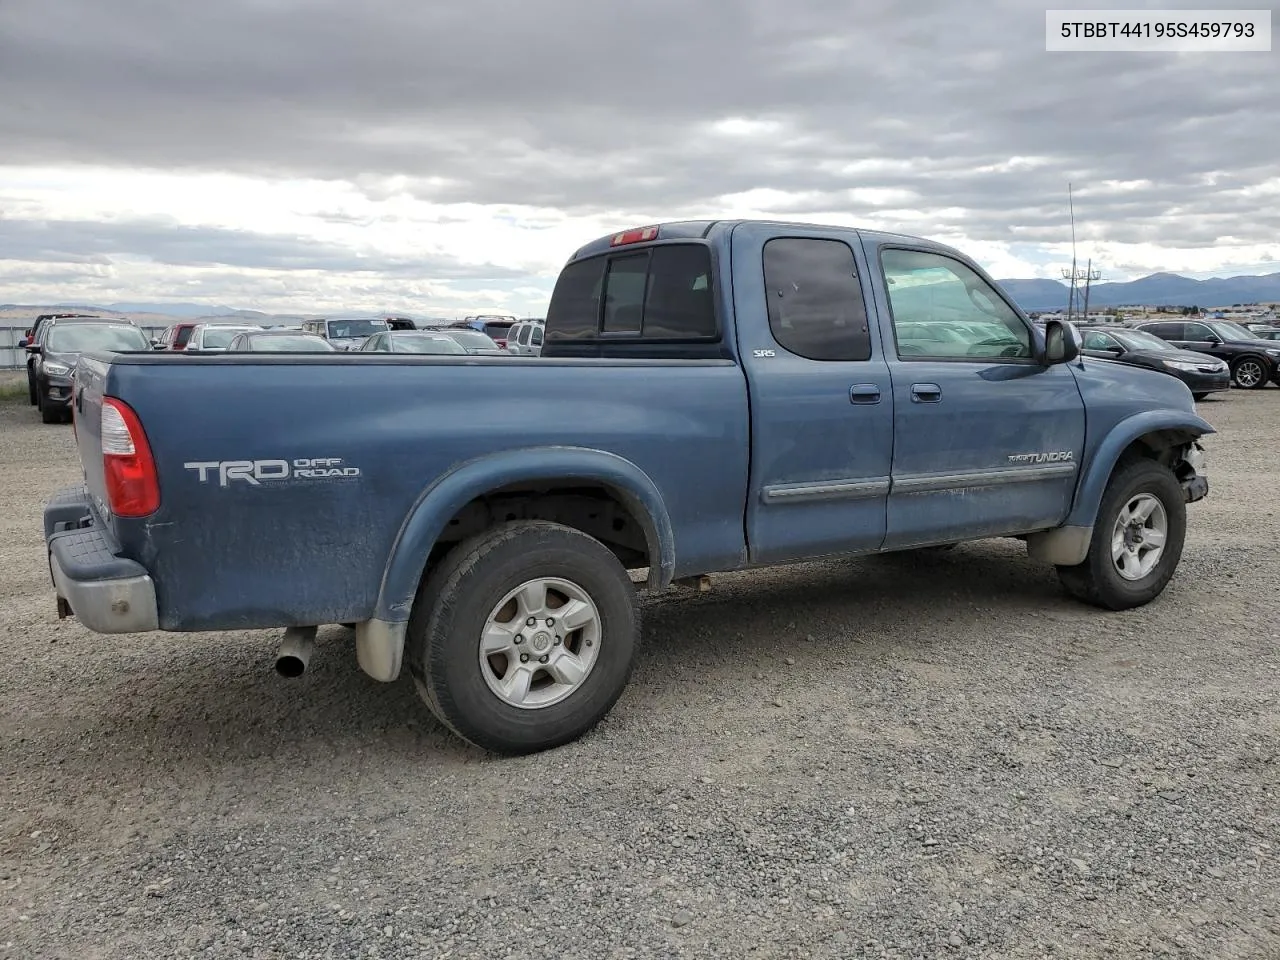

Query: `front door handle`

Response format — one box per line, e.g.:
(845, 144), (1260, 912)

(849, 383), (881, 404)
(910, 382), (942, 403)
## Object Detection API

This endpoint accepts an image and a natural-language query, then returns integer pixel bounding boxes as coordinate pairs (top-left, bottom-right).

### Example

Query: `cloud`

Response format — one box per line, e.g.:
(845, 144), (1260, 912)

(0, 0), (1276, 310)
(0, 216), (524, 278)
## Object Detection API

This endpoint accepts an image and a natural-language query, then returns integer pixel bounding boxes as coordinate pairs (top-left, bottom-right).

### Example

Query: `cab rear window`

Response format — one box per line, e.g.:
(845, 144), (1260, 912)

(546, 243), (717, 342)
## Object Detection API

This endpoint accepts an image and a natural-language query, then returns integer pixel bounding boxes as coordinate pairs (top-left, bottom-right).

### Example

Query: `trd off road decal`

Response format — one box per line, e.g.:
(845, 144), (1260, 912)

(183, 458), (361, 487)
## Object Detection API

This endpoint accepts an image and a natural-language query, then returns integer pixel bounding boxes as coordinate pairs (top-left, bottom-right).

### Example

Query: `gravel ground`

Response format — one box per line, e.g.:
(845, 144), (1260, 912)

(2, 390), (1278, 960)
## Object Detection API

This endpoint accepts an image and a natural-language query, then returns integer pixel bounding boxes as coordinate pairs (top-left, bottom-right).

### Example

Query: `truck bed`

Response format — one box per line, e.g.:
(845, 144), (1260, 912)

(71, 352), (751, 630)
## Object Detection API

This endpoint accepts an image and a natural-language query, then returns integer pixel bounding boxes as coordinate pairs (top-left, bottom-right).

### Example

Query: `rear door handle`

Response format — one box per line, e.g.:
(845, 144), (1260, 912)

(849, 383), (881, 404)
(910, 382), (942, 402)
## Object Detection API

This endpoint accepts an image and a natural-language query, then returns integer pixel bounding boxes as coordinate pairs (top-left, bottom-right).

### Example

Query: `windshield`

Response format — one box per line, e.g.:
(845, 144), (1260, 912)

(391, 334), (466, 355)
(247, 334), (335, 352)
(202, 327), (257, 348)
(327, 319), (389, 339)
(46, 323), (149, 353)
(1206, 320), (1256, 341)
(1114, 330), (1174, 351)
(442, 329), (499, 350)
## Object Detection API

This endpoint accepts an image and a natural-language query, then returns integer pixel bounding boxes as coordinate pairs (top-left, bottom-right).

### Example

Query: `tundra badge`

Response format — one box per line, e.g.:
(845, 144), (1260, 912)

(1007, 451), (1075, 465)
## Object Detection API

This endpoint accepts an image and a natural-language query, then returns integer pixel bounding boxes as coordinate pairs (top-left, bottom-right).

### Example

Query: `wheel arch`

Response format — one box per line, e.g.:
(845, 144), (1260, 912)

(1066, 410), (1214, 529)
(374, 446), (675, 627)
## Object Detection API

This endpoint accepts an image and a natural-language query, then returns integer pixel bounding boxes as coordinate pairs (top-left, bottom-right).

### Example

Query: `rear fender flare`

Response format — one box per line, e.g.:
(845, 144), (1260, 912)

(373, 446), (675, 623)
(1065, 410), (1215, 527)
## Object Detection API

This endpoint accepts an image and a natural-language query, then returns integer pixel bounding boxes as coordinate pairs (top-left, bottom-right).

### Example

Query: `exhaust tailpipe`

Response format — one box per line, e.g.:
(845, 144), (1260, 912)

(275, 626), (317, 678)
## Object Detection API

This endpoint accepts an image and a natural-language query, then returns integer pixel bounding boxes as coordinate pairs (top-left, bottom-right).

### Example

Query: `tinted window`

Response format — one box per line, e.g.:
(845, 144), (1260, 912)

(763, 238), (871, 361)
(531, 325), (543, 345)
(518, 324), (532, 345)
(546, 257), (605, 341)
(881, 248), (1031, 360)
(1143, 323), (1179, 339)
(482, 322), (514, 340)
(174, 326), (194, 347)
(642, 245), (716, 338)
(546, 244), (717, 342)
(1183, 323), (1213, 340)
(602, 254), (648, 334)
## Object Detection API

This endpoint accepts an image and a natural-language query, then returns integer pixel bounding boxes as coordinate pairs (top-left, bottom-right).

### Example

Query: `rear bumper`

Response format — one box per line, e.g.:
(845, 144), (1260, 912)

(44, 486), (159, 634)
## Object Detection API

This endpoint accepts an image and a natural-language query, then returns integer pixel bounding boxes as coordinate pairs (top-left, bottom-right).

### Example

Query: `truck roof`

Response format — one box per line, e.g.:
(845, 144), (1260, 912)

(567, 219), (964, 263)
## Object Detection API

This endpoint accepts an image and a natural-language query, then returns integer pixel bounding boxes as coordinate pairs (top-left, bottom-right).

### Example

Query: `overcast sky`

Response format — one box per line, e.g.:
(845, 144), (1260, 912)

(0, 0), (1277, 314)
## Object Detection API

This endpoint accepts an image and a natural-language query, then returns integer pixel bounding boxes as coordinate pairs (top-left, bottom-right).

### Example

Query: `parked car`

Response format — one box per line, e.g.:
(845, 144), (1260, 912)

(42, 218), (1212, 756)
(455, 315), (518, 349)
(155, 317), (258, 351)
(1078, 326), (1230, 400)
(1135, 318), (1280, 389)
(299, 317), (391, 350)
(185, 323), (263, 351)
(506, 319), (545, 356)
(357, 331), (467, 355)
(226, 330), (337, 352)
(1246, 325), (1280, 342)
(384, 317), (419, 331)
(434, 328), (506, 356)
(21, 314), (127, 405)
(26, 319), (150, 423)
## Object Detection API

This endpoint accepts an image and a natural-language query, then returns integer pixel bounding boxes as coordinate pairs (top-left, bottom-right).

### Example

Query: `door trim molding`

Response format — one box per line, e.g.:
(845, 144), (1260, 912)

(761, 477), (891, 504)
(892, 462), (1076, 494)
(760, 462), (1075, 505)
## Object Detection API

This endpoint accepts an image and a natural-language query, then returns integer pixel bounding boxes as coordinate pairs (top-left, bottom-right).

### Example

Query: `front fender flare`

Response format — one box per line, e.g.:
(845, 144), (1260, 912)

(1065, 409), (1215, 528)
(373, 446), (676, 625)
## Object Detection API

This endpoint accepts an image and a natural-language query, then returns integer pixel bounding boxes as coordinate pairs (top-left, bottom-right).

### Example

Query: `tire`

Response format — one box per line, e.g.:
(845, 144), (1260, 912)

(27, 365), (37, 406)
(1230, 356), (1268, 390)
(38, 386), (61, 424)
(1056, 458), (1186, 610)
(407, 520), (639, 754)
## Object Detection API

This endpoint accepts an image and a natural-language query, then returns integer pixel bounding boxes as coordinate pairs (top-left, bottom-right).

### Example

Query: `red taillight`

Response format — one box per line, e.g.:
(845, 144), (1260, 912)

(609, 225), (659, 246)
(101, 397), (160, 517)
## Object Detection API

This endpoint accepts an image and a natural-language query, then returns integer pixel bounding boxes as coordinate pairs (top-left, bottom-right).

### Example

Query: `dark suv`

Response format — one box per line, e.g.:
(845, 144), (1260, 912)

(19, 314), (104, 404)
(1135, 318), (1280, 390)
(27, 318), (151, 422)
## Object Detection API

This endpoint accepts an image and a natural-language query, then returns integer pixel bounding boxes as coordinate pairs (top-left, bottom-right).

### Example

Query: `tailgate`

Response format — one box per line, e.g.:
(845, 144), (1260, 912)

(72, 355), (111, 523)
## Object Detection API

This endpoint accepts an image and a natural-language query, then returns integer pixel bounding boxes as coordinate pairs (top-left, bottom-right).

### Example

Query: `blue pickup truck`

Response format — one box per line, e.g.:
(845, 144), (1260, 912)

(44, 219), (1212, 754)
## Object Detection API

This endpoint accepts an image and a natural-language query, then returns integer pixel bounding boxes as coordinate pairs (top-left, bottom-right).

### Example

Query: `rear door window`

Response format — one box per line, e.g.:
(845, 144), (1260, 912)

(174, 326), (194, 348)
(764, 237), (872, 361)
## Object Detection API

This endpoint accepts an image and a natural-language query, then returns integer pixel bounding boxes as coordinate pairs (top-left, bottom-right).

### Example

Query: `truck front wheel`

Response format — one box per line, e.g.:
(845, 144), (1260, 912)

(1055, 459), (1186, 610)
(406, 520), (639, 754)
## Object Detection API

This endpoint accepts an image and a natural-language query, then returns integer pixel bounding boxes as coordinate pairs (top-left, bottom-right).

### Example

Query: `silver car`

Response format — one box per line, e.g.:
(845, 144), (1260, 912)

(506, 319), (544, 356)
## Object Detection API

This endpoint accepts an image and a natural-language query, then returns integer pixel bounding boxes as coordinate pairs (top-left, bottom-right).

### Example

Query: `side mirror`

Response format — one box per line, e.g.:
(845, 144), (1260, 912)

(17, 338), (28, 349)
(1043, 319), (1081, 365)
(25, 342), (41, 354)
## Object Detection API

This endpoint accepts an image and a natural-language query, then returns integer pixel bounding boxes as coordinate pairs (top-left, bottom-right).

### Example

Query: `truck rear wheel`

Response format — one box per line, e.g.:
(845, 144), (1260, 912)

(1055, 459), (1186, 610)
(407, 520), (639, 754)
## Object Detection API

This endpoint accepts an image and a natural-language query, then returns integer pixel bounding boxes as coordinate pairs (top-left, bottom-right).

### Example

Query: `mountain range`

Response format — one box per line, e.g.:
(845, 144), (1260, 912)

(995, 272), (1280, 312)
(5, 270), (1280, 319)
